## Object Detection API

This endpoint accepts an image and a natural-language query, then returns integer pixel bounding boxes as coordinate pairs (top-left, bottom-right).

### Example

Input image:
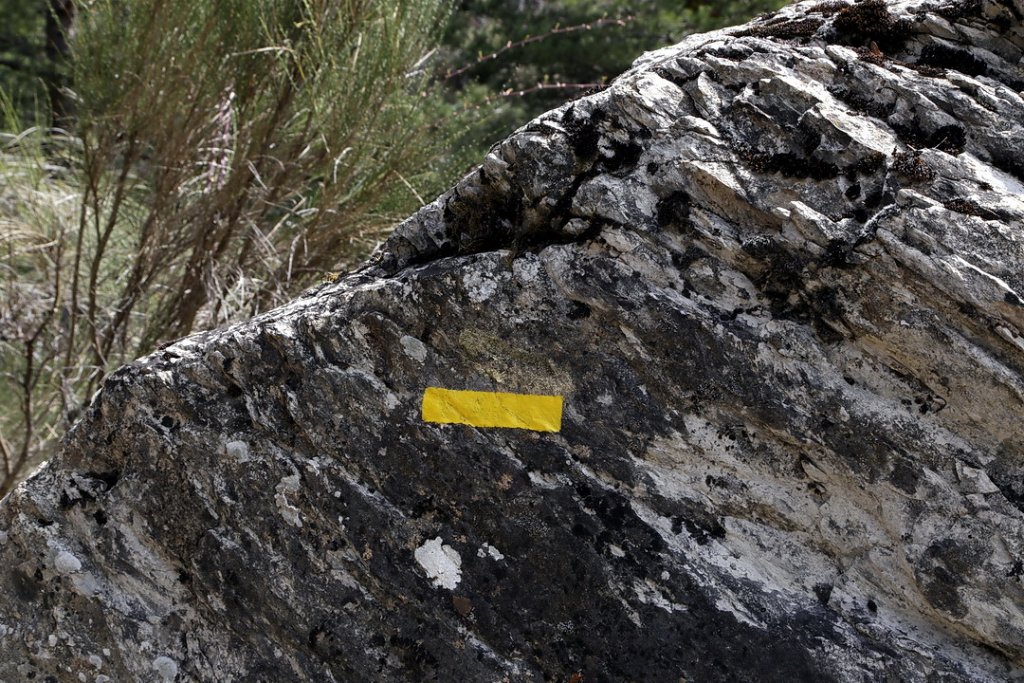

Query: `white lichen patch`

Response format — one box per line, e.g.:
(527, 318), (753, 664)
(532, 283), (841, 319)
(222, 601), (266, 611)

(463, 270), (499, 303)
(70, 571), (101, 598)
(527, 470), (562, 489)
(414, 537), (462, 590)
(512, 256), (541, 284)
(633, 579), (688, 614)
(275, 474), (303, 528)
(399, 335), (428, 363)
(222, 440), (250, 462)
(477, 543), (505, 561)
(152, 655), (178, 681)
(54, 550), (82, 575)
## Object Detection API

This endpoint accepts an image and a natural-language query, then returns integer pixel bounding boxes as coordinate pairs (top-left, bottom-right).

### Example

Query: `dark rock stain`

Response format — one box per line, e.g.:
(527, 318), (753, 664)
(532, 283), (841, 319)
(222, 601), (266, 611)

(829, 0), (915, 51)
(918, 44), (988, 78)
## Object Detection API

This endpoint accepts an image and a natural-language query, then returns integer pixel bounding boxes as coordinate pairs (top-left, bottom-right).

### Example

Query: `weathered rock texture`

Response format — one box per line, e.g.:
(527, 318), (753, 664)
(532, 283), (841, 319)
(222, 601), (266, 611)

(3, 0), (1024, 680)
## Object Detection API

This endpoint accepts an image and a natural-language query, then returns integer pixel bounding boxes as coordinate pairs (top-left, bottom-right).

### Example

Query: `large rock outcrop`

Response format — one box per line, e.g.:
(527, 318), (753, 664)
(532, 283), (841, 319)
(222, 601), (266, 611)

(2, 0), (1024, 680)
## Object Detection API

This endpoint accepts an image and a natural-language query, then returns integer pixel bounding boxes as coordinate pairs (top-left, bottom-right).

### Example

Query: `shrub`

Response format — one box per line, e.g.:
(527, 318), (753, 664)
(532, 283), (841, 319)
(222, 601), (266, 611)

(1, 0), (457, 496)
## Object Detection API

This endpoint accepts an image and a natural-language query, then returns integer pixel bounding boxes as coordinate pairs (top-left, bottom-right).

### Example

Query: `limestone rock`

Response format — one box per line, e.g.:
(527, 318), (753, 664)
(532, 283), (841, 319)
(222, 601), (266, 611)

(2, 0), (1024, 680)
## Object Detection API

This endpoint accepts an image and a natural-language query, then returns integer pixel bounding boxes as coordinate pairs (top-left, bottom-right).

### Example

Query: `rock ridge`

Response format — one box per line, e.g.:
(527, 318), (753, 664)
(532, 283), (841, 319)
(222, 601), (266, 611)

(1, 1), (1024, 681)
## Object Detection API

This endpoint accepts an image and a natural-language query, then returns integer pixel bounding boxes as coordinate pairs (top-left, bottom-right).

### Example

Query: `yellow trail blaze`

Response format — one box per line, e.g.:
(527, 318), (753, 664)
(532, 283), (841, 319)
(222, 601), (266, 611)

(421, 388), (564, 432)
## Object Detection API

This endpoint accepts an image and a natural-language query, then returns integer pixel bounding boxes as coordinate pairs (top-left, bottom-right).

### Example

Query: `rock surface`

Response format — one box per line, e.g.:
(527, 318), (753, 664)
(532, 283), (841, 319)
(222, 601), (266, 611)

(2, 0), (1024, 680)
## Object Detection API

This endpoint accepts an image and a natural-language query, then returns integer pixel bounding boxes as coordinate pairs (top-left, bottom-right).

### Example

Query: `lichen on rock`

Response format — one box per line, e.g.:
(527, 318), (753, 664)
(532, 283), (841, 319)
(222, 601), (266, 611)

(2, 1), (1024, 681)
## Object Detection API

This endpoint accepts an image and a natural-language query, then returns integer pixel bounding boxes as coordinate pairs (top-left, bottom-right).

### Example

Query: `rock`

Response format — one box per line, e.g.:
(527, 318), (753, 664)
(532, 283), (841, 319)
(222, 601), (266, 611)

(2, 0), (1024, 680)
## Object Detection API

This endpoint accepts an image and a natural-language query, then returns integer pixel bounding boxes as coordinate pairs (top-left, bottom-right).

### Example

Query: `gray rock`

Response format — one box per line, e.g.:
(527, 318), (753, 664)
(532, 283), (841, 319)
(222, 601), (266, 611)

(2, 0), (1024, 680)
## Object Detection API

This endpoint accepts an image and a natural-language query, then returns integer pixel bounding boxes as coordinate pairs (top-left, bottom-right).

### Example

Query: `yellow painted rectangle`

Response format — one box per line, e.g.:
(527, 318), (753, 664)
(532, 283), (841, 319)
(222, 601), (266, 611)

(422, 388), (563, 432)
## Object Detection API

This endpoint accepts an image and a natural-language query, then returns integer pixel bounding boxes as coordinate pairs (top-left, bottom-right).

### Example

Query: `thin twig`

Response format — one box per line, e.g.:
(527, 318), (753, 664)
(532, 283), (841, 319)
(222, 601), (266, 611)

(443, 15), (633, 81)
(0, 426), (12, 480)
(498, 82), (605, 98)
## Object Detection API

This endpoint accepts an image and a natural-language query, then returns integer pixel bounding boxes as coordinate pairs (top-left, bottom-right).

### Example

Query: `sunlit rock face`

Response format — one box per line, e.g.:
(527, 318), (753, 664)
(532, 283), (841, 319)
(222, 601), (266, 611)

(2, 1), (1023, 681)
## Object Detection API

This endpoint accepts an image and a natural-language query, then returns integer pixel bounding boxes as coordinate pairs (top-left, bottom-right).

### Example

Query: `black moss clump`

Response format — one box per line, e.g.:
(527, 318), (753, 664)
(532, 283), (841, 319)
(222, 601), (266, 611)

(856, 183), (897, 220)
(918, 44), (988, 77)
(703, 44), (755, 62)
(675, 513), (727, 545)
(656, 191), (692, 232)
(892, 150), (936, 182)
(904, 62), (947, 78)
(889, 459), (920, 494)
(891, 121), (966, 155)
(809, 284), (846, 320)
(830, 0), (914, 50)
(566, 300), (592, 320)
(943, 198), (997, 219)
(822, 239), (856, 269)
(809, 0), (849, 14)
(936, 0), (983, 21)
(671, 245), (709, 271)
(919, 540), (974, 618)
(601, 137), (644, 173)
(740, 17), (824, 40)
(991, 149), (1024, 184)
(854, 44), (887, 66)
(828, 84), (895, 119)
(743, 150), (840, 181)
(758, 251), (809, 317)
(442, 182), (524, 254)
(562, 105), (605, 162)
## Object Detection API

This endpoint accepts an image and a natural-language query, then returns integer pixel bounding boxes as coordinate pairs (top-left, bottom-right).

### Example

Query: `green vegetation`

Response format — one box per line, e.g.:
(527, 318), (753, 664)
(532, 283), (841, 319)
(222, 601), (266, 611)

(443, 0), (789, 149)
(0, 1), (48, 118)
(0, 0), (458, 496)
(0, 0), (787, 495)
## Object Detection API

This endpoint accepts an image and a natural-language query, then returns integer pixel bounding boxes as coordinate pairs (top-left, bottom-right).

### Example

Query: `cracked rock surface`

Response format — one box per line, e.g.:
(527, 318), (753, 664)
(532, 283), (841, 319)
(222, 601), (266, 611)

(2, 0), (1024, 680)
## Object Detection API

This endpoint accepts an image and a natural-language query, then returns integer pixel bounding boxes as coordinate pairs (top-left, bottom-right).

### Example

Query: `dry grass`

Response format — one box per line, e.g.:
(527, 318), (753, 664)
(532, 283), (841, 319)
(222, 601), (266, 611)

(0, 0), (461, 497)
